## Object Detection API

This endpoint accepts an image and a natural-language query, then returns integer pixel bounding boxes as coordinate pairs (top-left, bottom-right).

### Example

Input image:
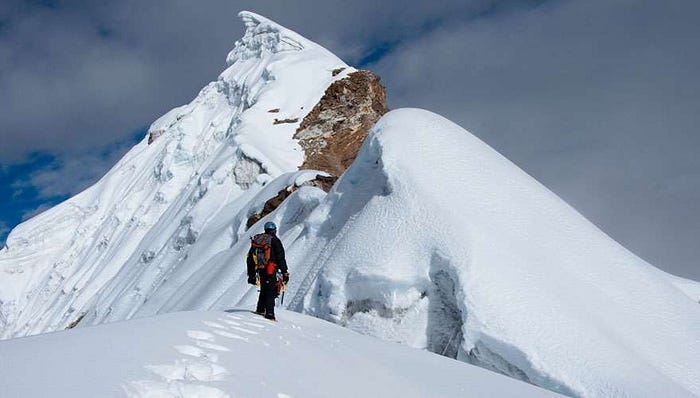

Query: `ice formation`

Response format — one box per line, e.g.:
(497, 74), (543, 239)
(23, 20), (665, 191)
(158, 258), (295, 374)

(1, 11), (698, 398)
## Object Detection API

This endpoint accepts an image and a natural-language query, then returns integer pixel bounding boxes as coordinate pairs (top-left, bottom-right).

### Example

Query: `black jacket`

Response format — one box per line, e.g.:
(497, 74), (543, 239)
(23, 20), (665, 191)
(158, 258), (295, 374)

(247, 232), (288, 279)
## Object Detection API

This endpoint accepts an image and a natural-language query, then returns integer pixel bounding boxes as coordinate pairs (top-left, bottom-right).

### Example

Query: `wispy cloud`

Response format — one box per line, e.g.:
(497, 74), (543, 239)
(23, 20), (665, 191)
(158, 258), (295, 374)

(0, 0), (494, 164)
(1, 0), (698, 281)
(10, 134), (138, 201)
(0, 221), (9, 247)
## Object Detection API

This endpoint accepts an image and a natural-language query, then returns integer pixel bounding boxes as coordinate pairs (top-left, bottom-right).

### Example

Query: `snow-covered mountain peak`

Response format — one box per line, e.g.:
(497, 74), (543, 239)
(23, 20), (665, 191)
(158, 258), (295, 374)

(227, 11), (315, 64)
(0, 12), (352, 338)
(149, 12), (350, 177)
(2, 10), (699, 398)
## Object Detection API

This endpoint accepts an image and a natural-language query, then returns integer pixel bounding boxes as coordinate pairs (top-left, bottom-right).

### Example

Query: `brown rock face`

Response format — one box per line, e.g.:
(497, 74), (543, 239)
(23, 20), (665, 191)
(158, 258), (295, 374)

(273, 117), (299, 125)
(66, 312), (86, 329)
(246, 174), (339, 229)
(295, 70), (387, 176)
(246, 189), (292, 229)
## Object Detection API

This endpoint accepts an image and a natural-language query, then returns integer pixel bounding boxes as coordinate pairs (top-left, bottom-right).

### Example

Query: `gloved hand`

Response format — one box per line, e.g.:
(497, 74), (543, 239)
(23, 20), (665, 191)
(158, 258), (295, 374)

(282, 272), (289, 283)
(247, 275), (256, 285)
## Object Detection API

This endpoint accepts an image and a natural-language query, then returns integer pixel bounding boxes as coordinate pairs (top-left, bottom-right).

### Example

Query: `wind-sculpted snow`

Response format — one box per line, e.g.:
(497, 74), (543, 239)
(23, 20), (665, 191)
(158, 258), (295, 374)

(288, 109), (700, 397)
(0, 310), (560, 397)
(1, 10), (699, 398)
(86, 170), (326, 323)
(0, 11), (350, 338)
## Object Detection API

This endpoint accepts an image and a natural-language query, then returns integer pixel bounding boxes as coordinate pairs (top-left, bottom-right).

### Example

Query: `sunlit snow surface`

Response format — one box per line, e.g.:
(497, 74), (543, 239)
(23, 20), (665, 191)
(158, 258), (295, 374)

(287, 109), (700, 397)
(0, 11), (351, 336)
(0, 310), (560, 398)
(1, 10), (699, 398)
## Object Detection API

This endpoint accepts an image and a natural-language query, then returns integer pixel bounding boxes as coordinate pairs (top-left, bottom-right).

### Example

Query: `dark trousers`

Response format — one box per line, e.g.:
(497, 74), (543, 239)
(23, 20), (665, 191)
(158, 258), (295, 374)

(256, 276), (277, 318)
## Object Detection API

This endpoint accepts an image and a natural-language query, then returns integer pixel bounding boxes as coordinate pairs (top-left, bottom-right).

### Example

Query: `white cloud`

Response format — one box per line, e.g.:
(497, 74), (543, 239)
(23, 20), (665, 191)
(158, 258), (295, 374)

(0, 0), (492, 163)
(1, 0), (699, 280)
(11, 138), (135, 200)
(373, 0), (700, 279)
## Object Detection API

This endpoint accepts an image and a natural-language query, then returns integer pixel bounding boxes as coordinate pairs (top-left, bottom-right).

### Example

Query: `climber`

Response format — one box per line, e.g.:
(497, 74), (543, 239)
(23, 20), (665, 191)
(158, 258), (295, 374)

(247, 221), (289, 321)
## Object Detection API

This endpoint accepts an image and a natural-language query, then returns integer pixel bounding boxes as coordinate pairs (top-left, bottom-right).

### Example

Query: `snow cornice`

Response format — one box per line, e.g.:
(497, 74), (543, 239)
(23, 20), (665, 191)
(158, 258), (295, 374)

(226, 11), (315, 65)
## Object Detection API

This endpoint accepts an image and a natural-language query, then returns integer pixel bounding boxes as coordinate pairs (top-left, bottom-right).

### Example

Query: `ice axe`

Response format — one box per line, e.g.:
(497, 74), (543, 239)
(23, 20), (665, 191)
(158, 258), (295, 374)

(276, 271), (287, 305)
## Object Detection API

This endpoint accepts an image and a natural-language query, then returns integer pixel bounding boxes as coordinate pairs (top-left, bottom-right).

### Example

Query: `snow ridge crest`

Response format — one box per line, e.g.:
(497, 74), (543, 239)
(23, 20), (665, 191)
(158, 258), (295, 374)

(226, 11), (309, 65)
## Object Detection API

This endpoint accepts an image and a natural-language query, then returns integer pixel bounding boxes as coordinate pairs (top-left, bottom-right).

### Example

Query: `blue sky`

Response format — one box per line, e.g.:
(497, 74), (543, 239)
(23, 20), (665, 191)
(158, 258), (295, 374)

(0, 130), (145, 244)
(1, 0), (699, 279)
(0, 154), (58, 239)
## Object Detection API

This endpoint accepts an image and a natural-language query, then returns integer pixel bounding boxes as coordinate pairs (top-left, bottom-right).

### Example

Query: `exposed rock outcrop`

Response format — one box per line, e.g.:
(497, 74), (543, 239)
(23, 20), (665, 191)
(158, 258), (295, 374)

(295, 70), (387, 176)
(246, 174), (338, 229)
(273, 117), (299, 125)
(66, 312), (86, 329)
(147, 130), (165, 145)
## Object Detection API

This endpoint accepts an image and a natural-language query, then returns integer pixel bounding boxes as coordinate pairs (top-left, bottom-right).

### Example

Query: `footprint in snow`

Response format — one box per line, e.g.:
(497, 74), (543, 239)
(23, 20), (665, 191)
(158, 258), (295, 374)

(213, 330), (250, 342)
(175, 345), (219, 362)
(186, 330), (216, 342)
(230, 313), (267, 325)
(195, 341), (231, 352)
(220, 317), (246, 325)
(241, 319), (268, 327)
(202, 320), (227, 329)
(124, 323), (231, 397)
(229, 325), (259, 335)
(219, 318), (242, 327)
(146, 359), (228, 382)
(125, 380), (229, 398)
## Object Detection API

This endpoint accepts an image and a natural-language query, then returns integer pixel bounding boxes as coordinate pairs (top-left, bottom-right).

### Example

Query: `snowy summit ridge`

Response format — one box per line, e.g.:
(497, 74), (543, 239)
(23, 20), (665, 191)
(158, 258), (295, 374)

(0, 10), (351, 337)
(292, 108), (700, 397)
(1, 11), (700, 398)
(227, 11), (311, 63)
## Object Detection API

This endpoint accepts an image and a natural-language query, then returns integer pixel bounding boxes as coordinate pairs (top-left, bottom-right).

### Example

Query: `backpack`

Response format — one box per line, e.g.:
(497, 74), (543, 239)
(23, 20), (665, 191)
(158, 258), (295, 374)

(250, 233), (276, 275)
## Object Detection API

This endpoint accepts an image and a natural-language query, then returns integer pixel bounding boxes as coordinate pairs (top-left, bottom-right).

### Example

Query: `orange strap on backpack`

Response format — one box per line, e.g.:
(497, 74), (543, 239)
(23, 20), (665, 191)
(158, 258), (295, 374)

(266, 262), (277, 276)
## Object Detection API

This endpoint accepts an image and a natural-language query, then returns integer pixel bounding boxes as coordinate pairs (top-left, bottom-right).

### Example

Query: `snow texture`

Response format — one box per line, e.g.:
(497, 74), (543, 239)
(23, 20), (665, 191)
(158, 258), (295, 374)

(0, 10), (351, 337)
(288, 109), (700, 397)
(0, 10), (699, 398)
(0, 310), (560, 398)
(663, 271), (700, 303)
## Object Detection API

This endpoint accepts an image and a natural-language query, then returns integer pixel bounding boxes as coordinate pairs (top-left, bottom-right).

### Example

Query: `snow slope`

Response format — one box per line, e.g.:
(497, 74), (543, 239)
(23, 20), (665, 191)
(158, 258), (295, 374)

(0, 309), (560, 398)
(0, 10), (699, 398)
(0, 11), (351, 337)
(296, 109), (700, 397)
(285, 109), (700, 397)
(75, 108), (700, 397)
(663, 271), (700, 302)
